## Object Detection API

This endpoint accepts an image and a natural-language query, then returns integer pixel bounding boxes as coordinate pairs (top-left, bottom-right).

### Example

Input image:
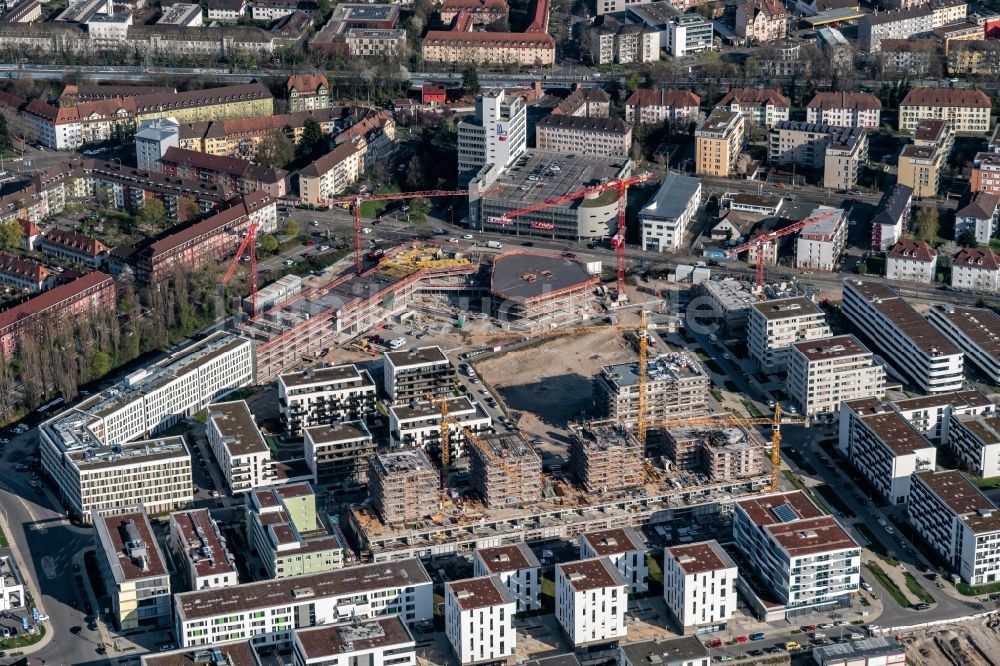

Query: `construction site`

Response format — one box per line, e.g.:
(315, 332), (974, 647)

(467, 431), (543, 508)
(662, 425), (766, 482)
(567, 420), (644, 494)
(489, 251), (600, 324)
(367, 448), (440, 526)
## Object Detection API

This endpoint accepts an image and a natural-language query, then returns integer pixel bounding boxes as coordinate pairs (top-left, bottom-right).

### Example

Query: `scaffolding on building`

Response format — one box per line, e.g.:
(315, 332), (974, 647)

(567, 420), (643, 494)
(466, 429), (543, 508)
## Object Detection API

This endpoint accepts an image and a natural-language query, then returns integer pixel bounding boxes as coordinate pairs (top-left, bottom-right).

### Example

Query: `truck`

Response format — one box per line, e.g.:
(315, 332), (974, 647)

(486, 240), (503, 249)
(388, 336), (407, 349)
(366, 248), (385, 262)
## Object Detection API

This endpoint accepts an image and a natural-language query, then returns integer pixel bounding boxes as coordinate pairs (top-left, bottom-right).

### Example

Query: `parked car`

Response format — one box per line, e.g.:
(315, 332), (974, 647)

(749, 632), (766, 641)
(785, 642), (802, 652)
(734, 636), (749, 644)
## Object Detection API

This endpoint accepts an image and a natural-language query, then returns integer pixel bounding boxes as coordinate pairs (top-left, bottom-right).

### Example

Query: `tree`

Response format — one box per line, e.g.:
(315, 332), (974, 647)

(297, 119), (327, 161)
(259, 234), (279, 254)
(0, 115), (12, 154)
(625, 72), (641, 96)
(0, 219), (21, 250)
(699, 50), (725, 78)
(89, 350), (112, 378)
(180, 196), (201, 222)
(461, 66), (480, 98)
(915, 205), (940, 243)
(957, 228), (979, 248)
(256, 131), (295, 169)
(138, 198), (167, 231)
(284, 218), (299, 237)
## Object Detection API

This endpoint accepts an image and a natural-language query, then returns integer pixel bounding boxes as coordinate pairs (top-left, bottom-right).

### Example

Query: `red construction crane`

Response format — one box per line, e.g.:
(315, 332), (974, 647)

(494, 173), (653, 298)
(222, 222), (259, 317)
(326, 189), (480, 274)
(725, 208), (840, 289)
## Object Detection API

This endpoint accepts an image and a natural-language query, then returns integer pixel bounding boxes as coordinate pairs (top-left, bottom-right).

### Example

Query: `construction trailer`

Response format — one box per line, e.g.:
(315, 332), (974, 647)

(568, 420), (643, 493)
(468, 431), (543, 508)
(368, 449), (439, 526)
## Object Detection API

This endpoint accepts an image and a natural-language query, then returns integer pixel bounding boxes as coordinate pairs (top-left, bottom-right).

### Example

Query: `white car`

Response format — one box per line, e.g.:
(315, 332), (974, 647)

(462, 234), (474, 240)
(312, 220), (319, 226)
(448, 237), (459, 243)
(319, 245), (330, 251)
(284, 259), (294, 266)
(361, 227), (373, 234)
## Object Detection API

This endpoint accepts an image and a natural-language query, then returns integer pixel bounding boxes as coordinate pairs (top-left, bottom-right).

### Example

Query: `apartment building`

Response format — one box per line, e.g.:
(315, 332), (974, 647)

(748, 297), (832, 374)
(841, 279), (964, 393)
(440, 0), (508, 23)
(383, 346), (457, 402)
(535, 115), (633, 157)
(302, 421), (373, 487)
(879, 38), (938, 75)
(805, 92), (882, 129)
(38, 228), (110, 268)
(860, 6), (935, 52)
(885, 239), (937, 283)
(952, 246), (1000, 292)
(787, 335), (885, 416)
(871, 184), (913, 251)
(933, 20), (983, 52)
(473, 543), (542, 612)
(457, 90), (527, 186)
(292, 617), (416, 666)
(590, 18), (659, 64)
(899, 87), (992, 133)
(167, 508), (238, 591)
(838, 398), (936, 504)
(299, 142), (363, 205)
(898, 139), (946, 199)
(733, 491), (860, 610)
(695, 110), (744, 177)
(948, 40), (1000, 76)
(639, 171), (702, 252)
(796, 206), (848, 271)
(664, 425), (764, 482)
(156, 3), (203, 25)
(624, 88), (700, 126)
(716, 88), (790, 128)
(555, 558), (628, 647)
(892, 390), (994, 442)
(287, 74), (330, 113)
(174, 559), (433, 648)
(955, 192), (1000, 245)
(908, 470), (1000, 584)
(594, 352), (709, 429)
(421, 0), (554, 66)
(206, 400), (273, 494)
(552, 87), (611, 118)
(445, 576), (517, 666)
(663, 540), (738, 635)
(734, 0), (787, 43)
(972, 152), (1000, 196)
(368, 449), (440, 525)
(947, 412), (1000, 477)
(0, 251), (50, 292)
(94, 507), (172, 630)
(389, 396), (491, 456)
(161, 147), (287, 198)
(928, 305), (1000, 385)
(580, 527), (648, 594)
(620, 637), (710, 666)
(178, 107), (342, 157)
(278, 365), (377, 435)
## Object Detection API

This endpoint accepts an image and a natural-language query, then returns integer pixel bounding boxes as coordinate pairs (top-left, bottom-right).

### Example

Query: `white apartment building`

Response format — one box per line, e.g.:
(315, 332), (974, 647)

(535, 115), (633, 157)
(955, 192), (999, 246)
(716, 88), (790, 128)
(734, 492), (860, 610)
(304, 421), (375, 487)
(457, 90), (527, 186)
(948, 412), (1000, 478)
(174, 558), (433, 648)
(885, 239), (937, 283)
(639, 172), (701, 252)
(94, 507), (172, 630)
(135, 118), (179, 172)
(292, 617), (416, 666)
(892, 390), (994, 442)
(579, 527), (648, 594)
(952, 247), (1000, 293)
(555, 558), (628, 647)
(624, 88), (701, 126)
(928, 306), (1000, 385)
(899, 87), (992, 134)
(445, 576), (517, 666)
(796, 207), (847, 271)
(473, 543), (542, 613)
(805, 92), (882, 129)
(841, 279), (964, 394)
(298, 143), (363, 206)
(168, 509), (238, 592)
(747, 297), (832, 374)
(908, 470), (1000, 585)
(663, 540), (738, 635)
(838, 398), (936, 504)
(787, 335), (886, 417)
(278, 364), (377, 435)
(206, 400), (273, 494)
(872, 184), (913, 252)
(389, 396), (492, 457)
(383, 346), (457, 402)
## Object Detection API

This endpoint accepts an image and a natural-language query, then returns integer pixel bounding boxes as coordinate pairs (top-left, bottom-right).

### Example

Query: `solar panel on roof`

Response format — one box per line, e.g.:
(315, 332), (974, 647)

(771, 503), (798, 523)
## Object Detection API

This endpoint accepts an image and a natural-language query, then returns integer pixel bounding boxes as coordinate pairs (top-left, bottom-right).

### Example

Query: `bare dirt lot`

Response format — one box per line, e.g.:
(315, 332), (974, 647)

(902, 618), (1000, 666)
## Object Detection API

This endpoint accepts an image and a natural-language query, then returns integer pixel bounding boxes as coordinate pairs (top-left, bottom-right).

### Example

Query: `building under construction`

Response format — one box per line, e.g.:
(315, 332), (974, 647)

(568, 420), (643, 493)
(594, 352), (710, 433)
(468, 431), (543, 508)
(664, 426), (765, 481)
(367, 449), (439, 526)
(240, 243), (478, 383)
(489, 251), (599, 323)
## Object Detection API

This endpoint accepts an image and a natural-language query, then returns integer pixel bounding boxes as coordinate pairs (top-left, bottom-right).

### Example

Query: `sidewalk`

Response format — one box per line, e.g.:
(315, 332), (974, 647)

(0, 502), (54, 656)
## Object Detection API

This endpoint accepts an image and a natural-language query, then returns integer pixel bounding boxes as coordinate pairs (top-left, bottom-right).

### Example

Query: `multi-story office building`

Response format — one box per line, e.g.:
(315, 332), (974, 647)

(445, 576), (517, 666)
(871, 184), (913, 251)
(167, 508), (239, 591)
(885, 239), (937, 283)
(928, 305), (1000, 385)
(947, 412), (1000, 477)
(899, 87), (992, 133)
(278, 364), (377, 435)
(805, 92), (882, 128)
(891, 390), (994, 442)
(695, 110), (744, 177)
(457, 90), (527, 186)
(787, 335), (885, 416)
(594, 353), (709, 429)
(841, 279), (964, 393)
(383, 346), (457, 402)
(639, 172), (701, 252)
(304, 421), (375, 487)
(206, 400), (273, 494)
(663, 540), (738, 635)
(94, 507), (172, 630)
(716, 88), (790, 128)
(580, 527), (648, 594)
(952, 246), (1000, 292)
(666, 14), (714, 56)
(796, 206), (848, 271)
(292, 617), (416, 666)
(555, 558), (628, 647)
(955, 192), (1000, 245)
(624, 88), (701, 126)
(473, 543), (542, 612)
(748, 297), (832, 374)
(174, 559), (433, 647)
(838, 398), (936, 504)
(908, 470), (1000, 585)
(536, 115), (632, 157)
(389, 396), (492, 456)
(733, 491), (860, 610)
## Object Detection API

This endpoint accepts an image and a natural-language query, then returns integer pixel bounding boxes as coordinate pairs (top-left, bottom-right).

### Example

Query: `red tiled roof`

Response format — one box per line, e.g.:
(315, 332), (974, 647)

(287, 73), (329, 95)
(888, 238), (936, 262)
(807, 91), (881, 111)
(0, 250), (48, 283)
(718, 87), (790, 108)
(422, 30), (554, 46)
(0, 271), (113, 332)
(299, 142), (360, 178)
(440, 0), (509, 12)
(42, 228), (109, 257)
(954, 246), (1000, 270)
(625, 88), (700, 108)
(901, 87), (991, 108)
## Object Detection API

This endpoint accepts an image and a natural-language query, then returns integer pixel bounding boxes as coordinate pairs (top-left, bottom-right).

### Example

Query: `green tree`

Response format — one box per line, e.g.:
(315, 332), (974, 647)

(256, 130), (295, 169)
(461, 66), (480, 98)
(957, 228), (979, 248)
(180, 196), (201, 222)
(0, 115), (12, 154)
(89, 350), (112, 378)
(0, 219), (21, 250)
(138, 198), (167, 230)
(284, 218), (299, 237)
(297, 119), (327, 161)
(259, 234), (279, 254)
(915, 205), (940, 243)
(625, 72), (641, 96)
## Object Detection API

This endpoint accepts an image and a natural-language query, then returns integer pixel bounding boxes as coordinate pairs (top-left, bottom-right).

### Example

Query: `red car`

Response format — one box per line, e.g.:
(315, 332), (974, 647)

(304, 240), (315, 247)
(734, 636), (749, 644)
(303, 252), (312, 259)
(801, 625), (817, 632)
(706, 639), (723, 649)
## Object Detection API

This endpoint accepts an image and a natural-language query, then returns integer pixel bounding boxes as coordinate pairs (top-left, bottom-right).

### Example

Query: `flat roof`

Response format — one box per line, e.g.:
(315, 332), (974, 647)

(295, 617), (412, 661)
(792, 334), (872, 361)
(601, 352), (705, 388)
(844, 279), (960, 357)
(698, 110), (741, 136)
(305, 421), (372, 444)
(170, 508), (236, 579)
(279, 364), (371, 389)
(490, 252), (596, 303)
(621, 637), (709, 666)
(858, 411), (930, 455)
(371, 449), (437, 476)
(737, 491), (824, 527)
(581, 527), (644, 556)
(893, 389), (991, 413)
(558, 557), (626, 591)
(751, 296), (823, 321)
(930, 306), (1000, 360)
(914, 470), (1000, 533)
(766, 515), (859, 557)
(640, 171), (701, 222)
(384, 345), (449, 368)
(390, 395), (480, 422)
(667, 539), (736, 575)
(448, 575), (512, 610)
(141, 641), (258, 666)
(95, 509), (168, 583)
(476, 542), (540, 573)
(177, 559), (431, 620)
(814, 638), (905, 666)
(954, 413), (1000, 446)
(207, 400), (268, 457)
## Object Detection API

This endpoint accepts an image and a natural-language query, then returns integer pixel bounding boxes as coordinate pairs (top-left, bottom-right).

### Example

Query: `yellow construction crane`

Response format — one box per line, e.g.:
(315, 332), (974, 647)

(652, 405), (806, 492)
(425, 392), (450, 490)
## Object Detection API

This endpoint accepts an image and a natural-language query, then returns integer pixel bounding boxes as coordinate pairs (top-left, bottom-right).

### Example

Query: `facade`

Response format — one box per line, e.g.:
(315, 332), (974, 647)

(287, 74), (330, 113)
(469, 432), (544, 508)
(440, 0), (509, 23)
(38, 228), (108, 268)
(457, 90), (527, 186)
(591, 18), (659, 64)
(174, 559), (433, 648)
(747, 296), (832, 374)
(473, 543), (542, 613)
(860, 6), (935, 52)
(535, 115), (632, 157)
(666, 14), (714, 56)
(949, 40), (1000, 76)
(948, 412), (1000, 477)
(421, 0), (554, 66)
(885, 239), (937, 283)
(94, 507), (172, 630)
(580, 527), (648, 594)
(624, 88), (700, 126)
(891, 390), (994, 443)
(795, 206), (848, 271)
(716, 88), (790, 128)
(733, 491), (860, 610)
(555, 558), (628, 647)
(663, 540), (738, 635)
(383, 346), (457, 402)
(734, 0), (787, 43)
(389, 396), (491, 457)
(879, 38), (937, 74)
(871, 184), (913, 252)
(787, 335), (885, 416)
(552, 87), (611, 118)
(928, 305), (1000, 385)
(594, 353), (709, 430)
(167, 508), (239, 591)
(841, 279), (964, 393)
(304, 421), (375, 487)
(445, 576), (517, 666)
(161, 147), (287, 198)
(897, 123), (949, 198)
(952, 246), (1000, 292)
(278, 364), (377, 435)
(695, 110), (744, 177)
(899, 87), (992, 133)
(972, 152), (1000, 196)
(298, 142), (363, 206)
(135, 118), (180, 172)
(0, 250), (49, 291)
(639, 171), (701, 252)
(206, 400), (273, 494)
(292, 617), (416, 666)
(955, 192), (1000, 245)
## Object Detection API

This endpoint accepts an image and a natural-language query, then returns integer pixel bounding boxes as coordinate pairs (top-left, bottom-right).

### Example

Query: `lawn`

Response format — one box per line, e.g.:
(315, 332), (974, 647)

(580, 188), (620, 208)
(973, 476), (1000, 490)
(0, 621), (44, 651)
(865, 562), (910, 608)
(956, 580), (1000, 596)
(855, 523), (898, 566)
(903, 572), (935, 604)
(0, 523), (7, 548)
(742, 399), (764, 418)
